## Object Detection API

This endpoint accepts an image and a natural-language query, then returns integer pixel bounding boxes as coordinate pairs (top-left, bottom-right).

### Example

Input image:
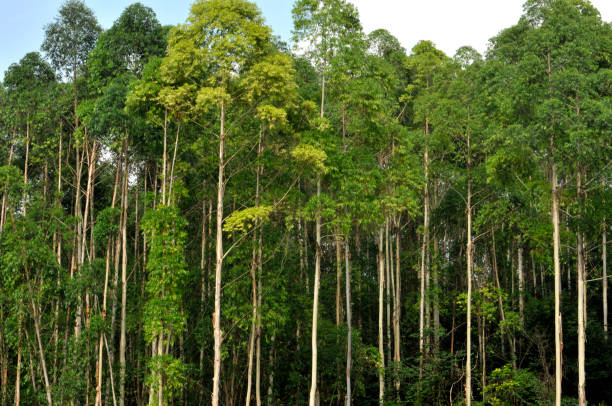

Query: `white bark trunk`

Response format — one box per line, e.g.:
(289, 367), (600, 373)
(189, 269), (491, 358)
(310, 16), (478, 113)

(212, 101), (226, 406)
(378, 226), (385, 405)
(308, 178), (322, 406)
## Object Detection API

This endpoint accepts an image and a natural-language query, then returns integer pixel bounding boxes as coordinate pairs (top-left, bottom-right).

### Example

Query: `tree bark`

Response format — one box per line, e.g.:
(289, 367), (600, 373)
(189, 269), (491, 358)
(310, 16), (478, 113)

(419, 121), (430, 379)
(552, 161), (563, 406)
(393, 228), (401, 398)
(345, 237), (352, 406)
(465, 130), (472, 406)
(119, 143), (129, 406)
(577, 170), (586, 406)
(385, 220), (392, 367)
(247, 131), (263, 406)
(518, 236), (524, 328)
(212, 100), (226, 406)
(604, 222), (608, 340)
(378, 226), (385, 405)
(308, 177), (322, 406)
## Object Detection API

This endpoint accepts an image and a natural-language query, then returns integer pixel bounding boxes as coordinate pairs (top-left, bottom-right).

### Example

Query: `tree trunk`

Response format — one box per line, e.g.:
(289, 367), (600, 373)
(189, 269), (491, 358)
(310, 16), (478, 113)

(0, 130), (15, 233)
(385, 220), (392, 366)
(465, 130), (472, 406)
(247, 131), (264, 406)
(552, 161), (563, 406)
(604, 222), (608, 340)
(119, 144), (129, 406)
(308, 178), (322, 406)
(419, 135), (430, 379)
(491, 230), (516, 365)
(14, 331), (21, 406)
(345, 237), (352, 406)
(212, 101), (226, 406)
(29, 284), (53, 405)
(549, 48), (563, 406)
(393, 228), (401, 398)
(577, 170), (586, 406)
(518, 236), (524, 328)
(378, 226), (385, 405)
(336, 232), (343, 326)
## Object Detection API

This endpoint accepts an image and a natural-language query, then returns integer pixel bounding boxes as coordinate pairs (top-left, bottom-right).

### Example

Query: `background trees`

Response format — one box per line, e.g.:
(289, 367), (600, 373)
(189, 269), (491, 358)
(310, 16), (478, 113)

(0, 0), (610, 405)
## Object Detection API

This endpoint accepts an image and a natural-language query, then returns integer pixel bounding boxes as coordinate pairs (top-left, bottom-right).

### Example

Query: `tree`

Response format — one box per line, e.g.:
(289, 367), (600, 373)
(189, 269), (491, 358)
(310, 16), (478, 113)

(161, 1), (272, 404)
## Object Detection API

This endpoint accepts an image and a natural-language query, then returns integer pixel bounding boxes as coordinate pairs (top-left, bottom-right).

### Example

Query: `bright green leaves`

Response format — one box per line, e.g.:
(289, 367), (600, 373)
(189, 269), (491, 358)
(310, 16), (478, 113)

(194, 86), (230, 113)
(484, 364), (544, 405)
(242, 52), (298, 109)
(223, 205), (273, 234)
(256, 105), (287, 129)
(140, 206), (188, 344)
(163, 0), (270, 89)
(291, 144), (328, 175)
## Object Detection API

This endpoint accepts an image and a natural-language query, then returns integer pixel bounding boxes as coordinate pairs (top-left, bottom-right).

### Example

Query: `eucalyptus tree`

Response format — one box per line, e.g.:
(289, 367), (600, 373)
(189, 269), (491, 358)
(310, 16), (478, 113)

(87, 6), (167, 404)
(2, 51), (57, 406)
(291, 1), (364, 404)
(41, 0), (101, 352)
(42, 0), (101, 129)
(405, 40), (449, 383)
(160, 1), (276, 404)
(488, 2), (612, 403)
(433, 46), (484, 404)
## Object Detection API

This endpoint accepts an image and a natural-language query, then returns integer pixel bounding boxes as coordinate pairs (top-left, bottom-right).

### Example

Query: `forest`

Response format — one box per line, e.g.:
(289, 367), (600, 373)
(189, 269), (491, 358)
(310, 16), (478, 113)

(0, 0), (611, 404)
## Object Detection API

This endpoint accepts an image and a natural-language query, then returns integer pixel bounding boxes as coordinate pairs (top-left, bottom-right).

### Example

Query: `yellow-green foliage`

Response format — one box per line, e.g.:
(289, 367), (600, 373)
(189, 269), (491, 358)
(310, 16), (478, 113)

(195, 86), (230, 112)
(223, 205), (273, 234)
(291, 144), (328, 174)
(256, 104), (287, 128)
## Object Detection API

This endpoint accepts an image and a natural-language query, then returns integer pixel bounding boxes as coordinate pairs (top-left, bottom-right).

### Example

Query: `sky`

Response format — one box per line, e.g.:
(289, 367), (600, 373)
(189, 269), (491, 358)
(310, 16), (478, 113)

(1, 0), (611, 80)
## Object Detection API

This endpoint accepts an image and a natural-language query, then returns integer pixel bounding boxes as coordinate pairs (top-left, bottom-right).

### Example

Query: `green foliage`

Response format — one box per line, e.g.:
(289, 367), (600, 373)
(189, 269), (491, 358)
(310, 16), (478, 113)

(141, 205), (188, 344)
(41, 0), (101, 77)
(223, 205), (273, 234)
(291, 144), (328, 174)
(484, 364), (544, 405)
(93, 206), (120, 245)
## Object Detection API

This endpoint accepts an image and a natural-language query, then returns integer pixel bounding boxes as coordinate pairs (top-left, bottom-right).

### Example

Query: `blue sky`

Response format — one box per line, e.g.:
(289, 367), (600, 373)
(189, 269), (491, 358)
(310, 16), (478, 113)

(1, 0), (611, 81)
(0, 0), (294, 79)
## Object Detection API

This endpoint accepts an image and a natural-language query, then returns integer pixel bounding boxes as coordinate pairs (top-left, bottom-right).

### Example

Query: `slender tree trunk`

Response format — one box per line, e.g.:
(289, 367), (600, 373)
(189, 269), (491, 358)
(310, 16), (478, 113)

(200, 194), (208, 403)
(604, 222), (608, 340)
(433, 233), (440, 353)
(266, 333), (275, 406)
(308, 178), (322, 406)
(465, 131), (472, 406)
(378, 226), (385, 405)
(548, 49), (563, 406)
(345, 237), (352, 406)
(212, 101), (226, 406)
(14, 331), (21, 406)
(518, 236), (524, 328)
(29, 284), (53, 405)
(73, 139), (85, 340)
(393, 228), (401, 398)
(119, 145), (129, 406)
(480, 313), (486, 403)
(336, 233), (343, 326)
(577, 170), (586, 406)
(0, 130), (15, 233)
(419, 120), (430, 379)
(552, 161), (563, 406)
(247, 131), (264, 406)
(385, 220), (392, 366)
(491, 230), (515, 364)
(532, 253), (537, 296)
